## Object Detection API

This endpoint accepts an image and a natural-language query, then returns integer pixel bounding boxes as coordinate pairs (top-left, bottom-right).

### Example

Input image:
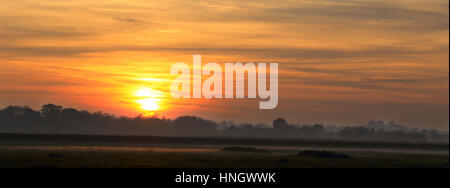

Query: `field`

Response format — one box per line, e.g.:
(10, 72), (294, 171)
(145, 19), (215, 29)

(0, 134), (448, 168)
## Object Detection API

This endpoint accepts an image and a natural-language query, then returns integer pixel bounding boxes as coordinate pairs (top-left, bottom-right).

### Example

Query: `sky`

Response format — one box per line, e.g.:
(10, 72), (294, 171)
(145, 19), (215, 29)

(0, 0), (448, 129)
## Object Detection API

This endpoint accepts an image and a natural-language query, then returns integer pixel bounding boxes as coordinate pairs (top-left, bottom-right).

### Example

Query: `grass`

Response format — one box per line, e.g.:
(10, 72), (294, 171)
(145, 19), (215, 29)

(222, 146), (269, 153)
(1, 133), (448, 151)
(297, 150), (351, 159)
(0, 134), (448, 168)
(0, 147), (448, 168)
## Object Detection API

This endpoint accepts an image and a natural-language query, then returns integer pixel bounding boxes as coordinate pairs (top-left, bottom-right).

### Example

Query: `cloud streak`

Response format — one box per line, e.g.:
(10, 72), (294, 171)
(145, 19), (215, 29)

(0, 0), (448, 129)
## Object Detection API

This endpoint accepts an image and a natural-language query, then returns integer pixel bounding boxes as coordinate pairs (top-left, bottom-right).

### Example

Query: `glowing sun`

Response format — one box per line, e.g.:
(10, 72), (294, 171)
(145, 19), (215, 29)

(137, 98), (161, 111)
(134, 88), (164, 111)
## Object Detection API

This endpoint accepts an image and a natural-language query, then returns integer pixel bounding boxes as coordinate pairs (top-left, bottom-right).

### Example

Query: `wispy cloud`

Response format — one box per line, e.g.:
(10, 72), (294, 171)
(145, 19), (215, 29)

(0, 0), (448, 128)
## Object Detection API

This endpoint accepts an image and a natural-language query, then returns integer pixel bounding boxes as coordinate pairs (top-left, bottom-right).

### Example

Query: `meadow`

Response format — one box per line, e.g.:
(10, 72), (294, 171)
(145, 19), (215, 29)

(0, 134), (448, 168)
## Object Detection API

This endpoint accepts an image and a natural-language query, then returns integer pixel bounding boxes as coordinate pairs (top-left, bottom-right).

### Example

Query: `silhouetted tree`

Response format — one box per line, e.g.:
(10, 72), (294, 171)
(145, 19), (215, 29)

(273, 118), (293, 131)
(172, 116), (217, 134)
(41, 104), (63, 132)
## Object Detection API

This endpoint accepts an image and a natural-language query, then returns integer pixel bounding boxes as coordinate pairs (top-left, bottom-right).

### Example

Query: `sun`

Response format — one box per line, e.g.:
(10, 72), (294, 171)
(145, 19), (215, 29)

(134, 88), (164, 111)
(137, 98), (161, 111)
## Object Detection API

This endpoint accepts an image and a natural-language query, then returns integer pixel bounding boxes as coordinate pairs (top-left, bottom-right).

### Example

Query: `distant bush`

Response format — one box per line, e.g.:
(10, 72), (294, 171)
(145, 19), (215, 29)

(297, 150), (351, 159)
(222, 146), (269, 153)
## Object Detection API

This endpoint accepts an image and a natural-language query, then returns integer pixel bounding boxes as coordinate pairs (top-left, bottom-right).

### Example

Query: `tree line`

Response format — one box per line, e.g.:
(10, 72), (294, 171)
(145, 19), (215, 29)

(0, 104), (448, 143)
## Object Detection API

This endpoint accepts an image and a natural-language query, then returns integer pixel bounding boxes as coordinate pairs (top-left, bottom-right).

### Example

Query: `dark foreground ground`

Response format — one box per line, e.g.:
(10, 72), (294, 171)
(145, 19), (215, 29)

(0, 134), (448, 168)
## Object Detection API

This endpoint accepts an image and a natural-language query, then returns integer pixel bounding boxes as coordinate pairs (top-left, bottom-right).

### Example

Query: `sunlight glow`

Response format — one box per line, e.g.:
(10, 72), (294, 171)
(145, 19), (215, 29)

(135, 88), (164, 111)
(137, 98), (161, 111)
(135, 88), (164, 98)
